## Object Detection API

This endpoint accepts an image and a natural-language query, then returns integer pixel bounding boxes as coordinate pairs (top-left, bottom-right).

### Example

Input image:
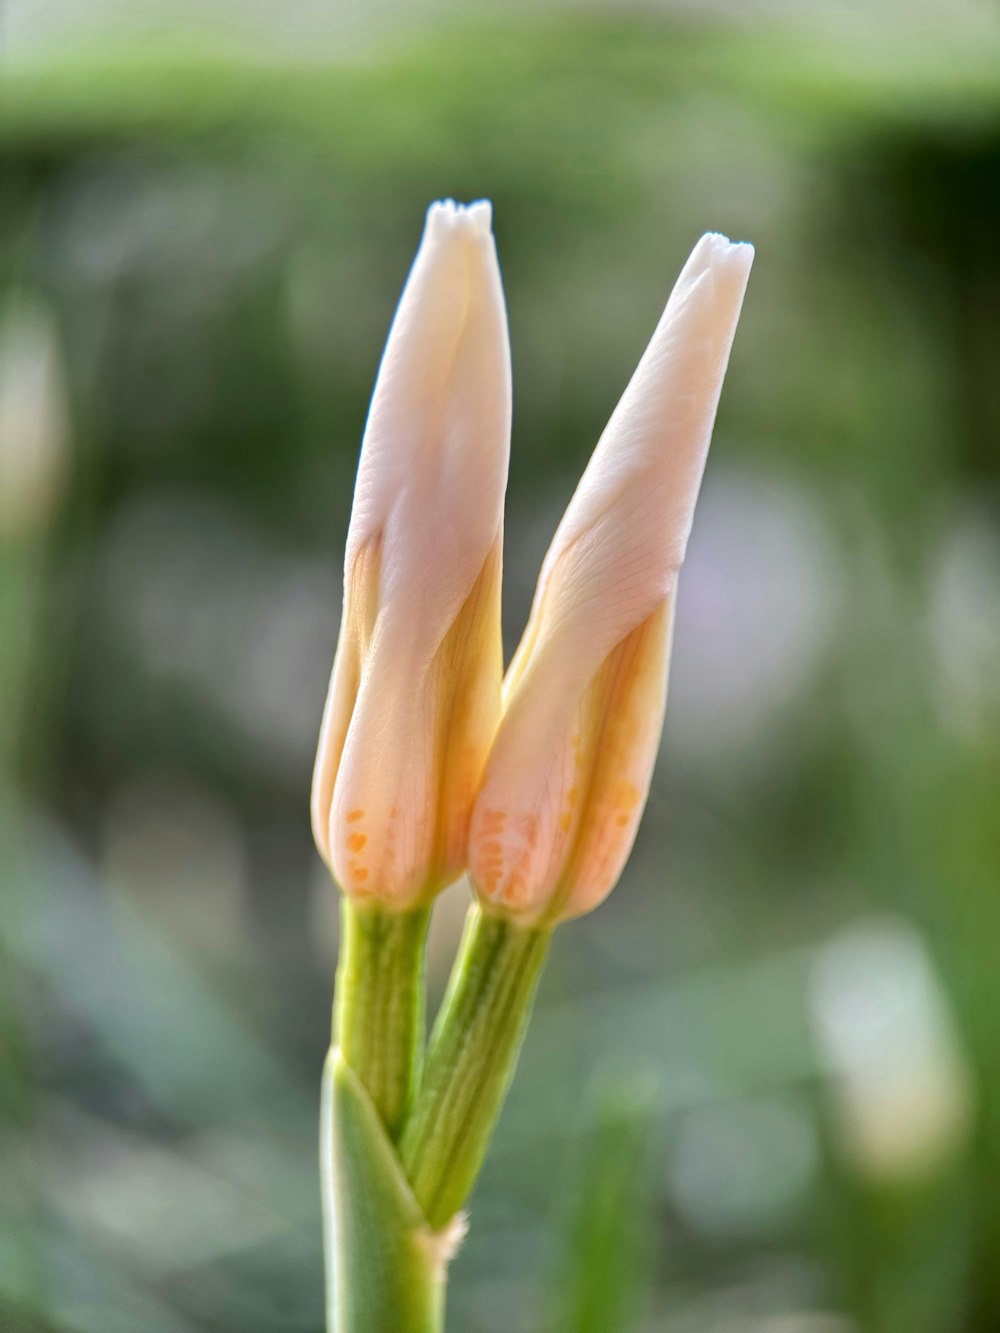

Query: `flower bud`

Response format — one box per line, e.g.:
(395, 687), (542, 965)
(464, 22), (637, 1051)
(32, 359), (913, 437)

(469, 233), (753, 925)
(312, 200), (511, 908)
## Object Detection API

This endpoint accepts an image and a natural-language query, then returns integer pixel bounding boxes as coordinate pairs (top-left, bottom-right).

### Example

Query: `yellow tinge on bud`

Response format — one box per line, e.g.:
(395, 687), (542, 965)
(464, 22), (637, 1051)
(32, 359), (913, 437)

(312, 200), (511, 909)
(469, 233), (753, 926)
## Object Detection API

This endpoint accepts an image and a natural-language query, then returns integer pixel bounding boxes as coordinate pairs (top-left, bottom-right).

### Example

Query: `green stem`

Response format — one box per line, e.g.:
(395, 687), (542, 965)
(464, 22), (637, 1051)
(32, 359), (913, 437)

(334, 899), (430, 1140)
(322, 1051), (446, 1333)
(399, 906), (552, 1228)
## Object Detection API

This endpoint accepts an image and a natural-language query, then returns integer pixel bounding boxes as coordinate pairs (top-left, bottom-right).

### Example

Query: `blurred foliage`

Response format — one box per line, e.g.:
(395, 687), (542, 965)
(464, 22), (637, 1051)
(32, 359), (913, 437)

(1, 6), (999, 1332)
(546, 1071), (661, 1333)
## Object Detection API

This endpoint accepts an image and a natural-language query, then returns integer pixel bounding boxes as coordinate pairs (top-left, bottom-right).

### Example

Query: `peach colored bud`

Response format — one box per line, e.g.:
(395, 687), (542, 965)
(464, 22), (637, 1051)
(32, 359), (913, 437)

(312, 201), (511, 908)
(469, 233), (753, 925)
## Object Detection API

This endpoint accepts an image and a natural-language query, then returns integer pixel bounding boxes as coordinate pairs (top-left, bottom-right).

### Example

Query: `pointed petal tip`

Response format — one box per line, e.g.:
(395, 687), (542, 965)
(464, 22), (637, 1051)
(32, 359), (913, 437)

(425, 197), (494, 241)
(697, 231), (755, 274)
(669, 232), (754, 307)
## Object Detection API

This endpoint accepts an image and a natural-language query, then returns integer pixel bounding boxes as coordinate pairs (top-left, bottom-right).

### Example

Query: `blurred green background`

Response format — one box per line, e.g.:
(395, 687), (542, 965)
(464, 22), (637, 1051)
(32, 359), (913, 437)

(2, 3), (999, 1331)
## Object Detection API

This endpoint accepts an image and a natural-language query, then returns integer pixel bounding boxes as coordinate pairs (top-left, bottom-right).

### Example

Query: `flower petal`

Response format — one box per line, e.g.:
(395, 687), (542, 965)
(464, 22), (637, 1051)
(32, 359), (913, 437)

(312, 201), (511, 906)
(470, 233), (752, 923)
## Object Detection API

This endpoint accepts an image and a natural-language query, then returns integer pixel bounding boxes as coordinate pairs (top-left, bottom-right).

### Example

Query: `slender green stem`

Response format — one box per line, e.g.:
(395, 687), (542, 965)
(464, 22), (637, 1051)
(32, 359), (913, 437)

(399, 906), (552, 1228)
(333, 899), (430, 1140)
(323, 1051), (446, 1333)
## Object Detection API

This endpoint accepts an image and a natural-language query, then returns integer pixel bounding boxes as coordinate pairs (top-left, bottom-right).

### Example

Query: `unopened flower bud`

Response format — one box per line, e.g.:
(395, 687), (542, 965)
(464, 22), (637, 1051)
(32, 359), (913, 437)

(469, 233), (753, 925)
(312, 200), (511, 908)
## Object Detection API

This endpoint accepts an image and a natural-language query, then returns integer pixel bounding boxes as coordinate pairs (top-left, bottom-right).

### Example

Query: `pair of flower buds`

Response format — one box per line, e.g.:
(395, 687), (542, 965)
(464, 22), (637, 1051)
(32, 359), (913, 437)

(312, 201), (752, 927)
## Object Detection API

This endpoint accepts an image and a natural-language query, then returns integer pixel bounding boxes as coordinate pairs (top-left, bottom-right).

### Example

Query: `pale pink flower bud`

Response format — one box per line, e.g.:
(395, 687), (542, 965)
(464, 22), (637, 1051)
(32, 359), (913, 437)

(469, 233), (753, 925)
(312, 200), (511, 908)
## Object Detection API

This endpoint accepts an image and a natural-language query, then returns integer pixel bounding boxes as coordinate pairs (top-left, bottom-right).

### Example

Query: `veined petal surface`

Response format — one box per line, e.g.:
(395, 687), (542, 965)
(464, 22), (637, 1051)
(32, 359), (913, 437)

(312, 200), (511, 907)
(470, 233), (753, 924)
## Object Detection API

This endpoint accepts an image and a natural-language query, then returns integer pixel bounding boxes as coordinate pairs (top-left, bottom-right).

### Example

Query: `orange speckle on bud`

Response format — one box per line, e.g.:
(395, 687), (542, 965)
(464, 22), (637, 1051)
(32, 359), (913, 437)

(503, 871), (528, 908)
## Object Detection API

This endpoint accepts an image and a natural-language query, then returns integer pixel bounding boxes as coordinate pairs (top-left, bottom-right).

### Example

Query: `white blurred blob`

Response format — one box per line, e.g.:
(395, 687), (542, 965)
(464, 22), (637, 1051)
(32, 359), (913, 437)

(0, 295), (69, 540)
(0, 0), (407, 64)
(98, 492), (337, 774)
(928, 502), (1000, 738)
(685, 1318), (855, 1333)
(810, 917), (973, 1183)
(667, 464), (842, 765)
(670, 1095), (817, 1238)
(102, 769), (248, 955)
(664, 1264), (853, 1333)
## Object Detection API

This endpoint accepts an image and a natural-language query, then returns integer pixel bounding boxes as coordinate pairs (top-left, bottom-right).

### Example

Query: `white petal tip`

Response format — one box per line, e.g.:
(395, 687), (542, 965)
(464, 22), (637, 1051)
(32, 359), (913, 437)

(425, 198), (494, 240)
(696, 231), (755, 274)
